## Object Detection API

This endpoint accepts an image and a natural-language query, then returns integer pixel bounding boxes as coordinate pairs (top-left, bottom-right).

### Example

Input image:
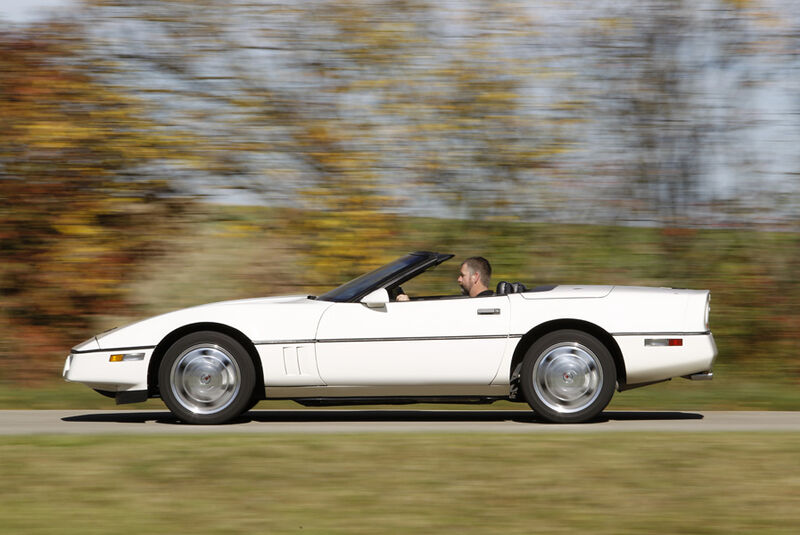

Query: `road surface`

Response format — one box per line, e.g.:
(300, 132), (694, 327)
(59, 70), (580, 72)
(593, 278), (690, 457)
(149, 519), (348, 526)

(1, 410), (799, 435)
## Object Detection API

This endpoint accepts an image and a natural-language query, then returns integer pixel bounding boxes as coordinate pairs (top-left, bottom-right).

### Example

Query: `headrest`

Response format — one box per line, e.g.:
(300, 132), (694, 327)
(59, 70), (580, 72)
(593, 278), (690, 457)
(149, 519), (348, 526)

(511, 282), (527, 293)
(496, 281), (511, 296)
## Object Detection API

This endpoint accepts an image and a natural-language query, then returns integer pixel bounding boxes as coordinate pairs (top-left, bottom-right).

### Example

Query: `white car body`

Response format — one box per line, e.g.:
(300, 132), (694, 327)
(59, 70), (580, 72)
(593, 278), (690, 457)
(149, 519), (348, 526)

(64, 252), (716, 423)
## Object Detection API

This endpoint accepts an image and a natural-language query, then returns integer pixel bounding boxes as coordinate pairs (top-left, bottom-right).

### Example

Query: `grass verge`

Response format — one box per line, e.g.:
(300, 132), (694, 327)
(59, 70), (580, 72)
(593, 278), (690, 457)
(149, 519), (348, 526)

(0, 433), (798, 534)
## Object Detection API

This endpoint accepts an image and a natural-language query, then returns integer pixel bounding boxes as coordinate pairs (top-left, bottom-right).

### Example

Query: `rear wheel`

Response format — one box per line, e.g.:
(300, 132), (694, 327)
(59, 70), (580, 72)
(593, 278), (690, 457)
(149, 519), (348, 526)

(520, 329), (616, 423)
(158, 331), (256, 424)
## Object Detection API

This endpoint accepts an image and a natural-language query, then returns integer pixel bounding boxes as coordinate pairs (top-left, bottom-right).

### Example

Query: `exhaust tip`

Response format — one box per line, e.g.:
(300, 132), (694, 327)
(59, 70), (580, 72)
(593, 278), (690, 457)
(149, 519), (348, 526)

(684, 371), (714, 381)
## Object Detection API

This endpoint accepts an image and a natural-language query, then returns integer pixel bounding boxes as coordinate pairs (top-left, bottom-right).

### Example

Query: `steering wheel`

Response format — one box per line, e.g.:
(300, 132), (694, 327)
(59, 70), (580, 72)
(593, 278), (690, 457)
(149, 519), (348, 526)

(387, 286), (405, 300)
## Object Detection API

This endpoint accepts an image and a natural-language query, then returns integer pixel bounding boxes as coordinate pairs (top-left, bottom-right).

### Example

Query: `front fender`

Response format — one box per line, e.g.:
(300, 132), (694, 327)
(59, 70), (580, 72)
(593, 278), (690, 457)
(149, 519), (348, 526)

(95, 297), (333, 350)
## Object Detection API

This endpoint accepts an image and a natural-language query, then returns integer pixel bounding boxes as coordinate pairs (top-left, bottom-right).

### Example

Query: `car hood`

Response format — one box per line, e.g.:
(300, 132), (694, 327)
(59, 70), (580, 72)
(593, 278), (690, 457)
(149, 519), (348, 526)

(89, 295), (333, 351)
(191, 295), (314, 308)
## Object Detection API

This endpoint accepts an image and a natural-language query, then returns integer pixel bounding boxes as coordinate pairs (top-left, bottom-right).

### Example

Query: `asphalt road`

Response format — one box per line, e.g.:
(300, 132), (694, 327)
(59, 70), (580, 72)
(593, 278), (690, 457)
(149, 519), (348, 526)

(1, 410), (799, 435)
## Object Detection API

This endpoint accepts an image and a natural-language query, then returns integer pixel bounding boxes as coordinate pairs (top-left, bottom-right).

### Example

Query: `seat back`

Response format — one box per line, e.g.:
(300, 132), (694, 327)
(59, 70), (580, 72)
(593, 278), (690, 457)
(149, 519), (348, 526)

(511, 282), (527, 293)
(497, 281), (528, 295)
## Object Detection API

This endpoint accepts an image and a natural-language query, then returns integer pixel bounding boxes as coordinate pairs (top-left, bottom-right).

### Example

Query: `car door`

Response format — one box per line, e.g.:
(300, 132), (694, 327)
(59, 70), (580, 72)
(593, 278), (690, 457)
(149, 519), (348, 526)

(315, 296), (511, 385)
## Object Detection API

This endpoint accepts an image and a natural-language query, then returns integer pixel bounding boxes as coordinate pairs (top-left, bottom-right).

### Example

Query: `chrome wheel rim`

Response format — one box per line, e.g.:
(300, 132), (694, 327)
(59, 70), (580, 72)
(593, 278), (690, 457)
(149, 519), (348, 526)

(532, 342), (602, 414)
(170, 344), (241, 415)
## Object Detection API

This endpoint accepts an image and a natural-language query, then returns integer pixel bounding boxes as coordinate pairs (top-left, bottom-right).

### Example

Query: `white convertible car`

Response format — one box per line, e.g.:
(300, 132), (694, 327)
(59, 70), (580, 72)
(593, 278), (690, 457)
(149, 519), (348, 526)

(64, 251), (716, 424)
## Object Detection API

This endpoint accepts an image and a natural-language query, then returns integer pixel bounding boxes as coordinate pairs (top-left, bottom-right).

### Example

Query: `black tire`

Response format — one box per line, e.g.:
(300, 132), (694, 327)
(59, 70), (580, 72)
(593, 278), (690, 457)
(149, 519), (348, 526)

(158, 331), (256, 424)
(243, 394), (262, 413)
(520, 329), (616, 423)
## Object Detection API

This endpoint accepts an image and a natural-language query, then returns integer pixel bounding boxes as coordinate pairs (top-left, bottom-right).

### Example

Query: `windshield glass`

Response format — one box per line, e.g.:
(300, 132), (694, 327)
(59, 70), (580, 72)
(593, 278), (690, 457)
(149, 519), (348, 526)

(317, 254), (425, 302)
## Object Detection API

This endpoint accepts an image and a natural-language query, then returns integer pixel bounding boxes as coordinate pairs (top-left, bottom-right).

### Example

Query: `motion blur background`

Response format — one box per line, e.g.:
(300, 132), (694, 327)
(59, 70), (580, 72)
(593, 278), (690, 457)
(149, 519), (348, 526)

(1, 0), (798, 392)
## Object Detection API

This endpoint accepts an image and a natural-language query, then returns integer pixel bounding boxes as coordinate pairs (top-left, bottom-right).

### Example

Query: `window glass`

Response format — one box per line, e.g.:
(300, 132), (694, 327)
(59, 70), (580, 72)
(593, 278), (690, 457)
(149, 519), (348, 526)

(388, 263), (458, 300)
(317, 254), (423, 302)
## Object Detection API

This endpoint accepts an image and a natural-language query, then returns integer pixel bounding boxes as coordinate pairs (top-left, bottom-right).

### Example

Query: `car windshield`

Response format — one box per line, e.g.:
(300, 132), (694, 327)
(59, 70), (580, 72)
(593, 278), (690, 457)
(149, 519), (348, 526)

(317, 254), (427, 303)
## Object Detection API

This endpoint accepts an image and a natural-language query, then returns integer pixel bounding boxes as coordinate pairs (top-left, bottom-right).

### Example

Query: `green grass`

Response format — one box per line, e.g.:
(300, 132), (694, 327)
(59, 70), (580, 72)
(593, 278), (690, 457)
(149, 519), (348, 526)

(0, 381), (166, 410)
(0, 433), (798, 534)
(607, 364), (800, 411)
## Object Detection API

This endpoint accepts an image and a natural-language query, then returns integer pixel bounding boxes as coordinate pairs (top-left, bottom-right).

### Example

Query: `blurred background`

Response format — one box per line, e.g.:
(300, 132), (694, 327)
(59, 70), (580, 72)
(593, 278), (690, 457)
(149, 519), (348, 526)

(1, 0), (798, 394)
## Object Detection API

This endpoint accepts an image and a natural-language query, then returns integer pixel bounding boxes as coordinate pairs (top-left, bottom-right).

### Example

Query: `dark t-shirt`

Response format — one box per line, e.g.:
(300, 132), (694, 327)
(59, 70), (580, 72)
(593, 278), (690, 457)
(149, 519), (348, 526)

(476, 289), (494, 297)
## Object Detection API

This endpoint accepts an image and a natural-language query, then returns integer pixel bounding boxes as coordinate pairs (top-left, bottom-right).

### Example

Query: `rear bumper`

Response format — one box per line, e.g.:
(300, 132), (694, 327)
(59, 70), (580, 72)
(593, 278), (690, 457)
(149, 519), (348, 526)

(613, 332), (717, 385)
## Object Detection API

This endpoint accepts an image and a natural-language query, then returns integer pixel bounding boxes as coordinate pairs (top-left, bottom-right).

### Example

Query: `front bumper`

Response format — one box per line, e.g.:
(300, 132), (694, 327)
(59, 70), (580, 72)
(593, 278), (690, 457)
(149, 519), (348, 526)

(63, 348), (154, 393)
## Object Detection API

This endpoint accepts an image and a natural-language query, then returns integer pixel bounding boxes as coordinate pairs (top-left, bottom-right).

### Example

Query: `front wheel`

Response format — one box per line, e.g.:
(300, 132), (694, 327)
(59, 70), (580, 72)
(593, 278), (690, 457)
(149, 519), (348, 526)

(520, 330), (616, 423)
(158, 331), (256, 424)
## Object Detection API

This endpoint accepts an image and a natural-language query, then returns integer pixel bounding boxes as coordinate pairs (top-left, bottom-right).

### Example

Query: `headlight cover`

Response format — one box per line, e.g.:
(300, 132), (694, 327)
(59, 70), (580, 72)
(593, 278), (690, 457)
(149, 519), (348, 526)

(72, 337), (100, 352)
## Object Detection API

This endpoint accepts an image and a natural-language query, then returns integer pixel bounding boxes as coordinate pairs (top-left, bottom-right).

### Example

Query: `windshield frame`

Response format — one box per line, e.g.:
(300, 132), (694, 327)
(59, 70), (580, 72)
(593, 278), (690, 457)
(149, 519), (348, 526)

(316, 251), (453, 303)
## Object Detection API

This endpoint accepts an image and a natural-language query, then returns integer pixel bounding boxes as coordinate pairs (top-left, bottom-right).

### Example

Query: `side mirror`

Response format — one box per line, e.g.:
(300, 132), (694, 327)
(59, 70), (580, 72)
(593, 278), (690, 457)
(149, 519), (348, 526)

(360, 288), (390, 308)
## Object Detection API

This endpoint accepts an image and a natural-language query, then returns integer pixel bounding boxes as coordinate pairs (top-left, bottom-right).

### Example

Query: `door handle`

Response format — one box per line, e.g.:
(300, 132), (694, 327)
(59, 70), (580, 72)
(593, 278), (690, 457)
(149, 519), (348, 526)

(477, 308), (501, 315)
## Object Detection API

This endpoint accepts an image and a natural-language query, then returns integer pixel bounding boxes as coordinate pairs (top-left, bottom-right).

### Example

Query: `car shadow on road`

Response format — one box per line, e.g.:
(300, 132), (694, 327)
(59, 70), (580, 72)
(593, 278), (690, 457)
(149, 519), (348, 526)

(61, 409), (704, 426)
(62, 411), (183, 425)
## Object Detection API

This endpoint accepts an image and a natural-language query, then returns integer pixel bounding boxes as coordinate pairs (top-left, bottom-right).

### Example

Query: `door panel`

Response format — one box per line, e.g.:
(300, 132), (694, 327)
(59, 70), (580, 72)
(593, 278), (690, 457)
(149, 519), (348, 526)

(315, 296), (510, 385)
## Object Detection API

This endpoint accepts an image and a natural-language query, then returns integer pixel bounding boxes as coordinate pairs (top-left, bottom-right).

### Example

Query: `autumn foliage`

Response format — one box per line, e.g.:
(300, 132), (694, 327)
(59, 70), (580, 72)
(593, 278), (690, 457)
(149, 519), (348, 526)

(0, 27), (184, 383)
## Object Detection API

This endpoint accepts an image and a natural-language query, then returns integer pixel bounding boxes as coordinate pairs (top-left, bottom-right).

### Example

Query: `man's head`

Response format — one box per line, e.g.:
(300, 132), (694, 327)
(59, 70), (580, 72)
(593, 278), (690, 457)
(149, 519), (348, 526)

(458, 256), (492, 297)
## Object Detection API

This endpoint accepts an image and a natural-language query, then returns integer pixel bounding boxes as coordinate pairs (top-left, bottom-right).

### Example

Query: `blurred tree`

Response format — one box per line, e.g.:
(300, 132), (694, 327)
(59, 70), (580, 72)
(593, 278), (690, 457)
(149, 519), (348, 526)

(65, 0), (798, 232)
(77, 0), (573, 281)
(580, 0), (799, 229)
(576, 1), (767, 285)
(0, 26), (190, 382)
(289, 0), (563, 279)
(582, 2), (708, 228)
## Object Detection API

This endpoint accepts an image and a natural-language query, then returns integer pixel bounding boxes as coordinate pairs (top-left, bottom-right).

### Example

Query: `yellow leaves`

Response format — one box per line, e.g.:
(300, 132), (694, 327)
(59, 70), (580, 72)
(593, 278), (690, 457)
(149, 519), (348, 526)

(25, 121), (95, 150)
(594, 17), (633, 32)
(477, 91), (520, 102)
(52, 213), (103, 238)
(295, 166), (400, 284)
(348, 78), (395, 90)
(221, 222), (259, 237)
(0, 29), (194, 384)
(305, 125), (335, 146)
(414, 122), (458, 132)
(723, 0), (756, 10)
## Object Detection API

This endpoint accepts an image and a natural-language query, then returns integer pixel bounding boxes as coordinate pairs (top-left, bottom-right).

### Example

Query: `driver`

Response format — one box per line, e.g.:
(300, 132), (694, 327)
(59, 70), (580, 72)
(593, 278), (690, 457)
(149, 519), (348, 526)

(396, 256), (493, 301)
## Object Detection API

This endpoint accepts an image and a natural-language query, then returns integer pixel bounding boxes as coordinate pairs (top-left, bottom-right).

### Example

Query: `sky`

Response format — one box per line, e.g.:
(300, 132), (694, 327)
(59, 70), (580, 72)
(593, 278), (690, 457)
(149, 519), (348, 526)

(0, 0), (75, 24)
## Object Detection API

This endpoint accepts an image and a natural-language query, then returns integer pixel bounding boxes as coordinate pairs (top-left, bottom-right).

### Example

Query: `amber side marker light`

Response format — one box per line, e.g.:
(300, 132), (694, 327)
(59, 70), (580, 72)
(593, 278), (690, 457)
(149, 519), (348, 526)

(109, 353), (145, 362)
(644, 338), (683, 347)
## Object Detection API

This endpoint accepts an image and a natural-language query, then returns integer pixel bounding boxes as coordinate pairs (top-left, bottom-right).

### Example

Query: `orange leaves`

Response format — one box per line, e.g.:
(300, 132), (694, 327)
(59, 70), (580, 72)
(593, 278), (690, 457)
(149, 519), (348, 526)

(0, 28), (186, 382)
